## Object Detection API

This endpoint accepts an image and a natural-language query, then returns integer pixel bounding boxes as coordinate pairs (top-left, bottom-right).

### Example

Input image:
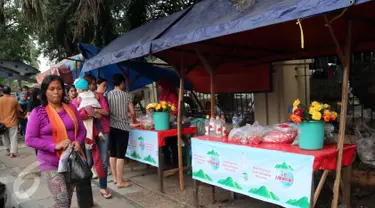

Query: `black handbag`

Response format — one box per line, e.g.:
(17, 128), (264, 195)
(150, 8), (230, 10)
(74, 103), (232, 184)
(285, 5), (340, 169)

(76, 179), (94, 208)
(0, 181), (6, 208)
(66, 150), (92, 183)
(0, 122), (7, 135)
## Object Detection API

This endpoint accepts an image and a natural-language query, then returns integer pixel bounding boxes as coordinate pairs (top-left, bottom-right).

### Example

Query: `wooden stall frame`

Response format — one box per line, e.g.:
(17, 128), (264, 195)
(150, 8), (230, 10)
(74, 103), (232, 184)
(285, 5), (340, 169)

(177, 52), (185, 191)
(192, 11), (356, 208)
(324, 16), (352, 208)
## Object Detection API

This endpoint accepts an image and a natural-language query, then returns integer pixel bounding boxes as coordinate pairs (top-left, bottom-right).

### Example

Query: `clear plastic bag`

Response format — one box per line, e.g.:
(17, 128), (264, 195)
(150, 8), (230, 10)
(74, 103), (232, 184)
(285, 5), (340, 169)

(262, 123), (298, 144)
(139, 113), (154, 130)
(355, 121), (375, 167)
(228, 121), (264, 144)
(58, 145), (72, 173)
(228, 124), (250, 144)
(325, 123), (335, 140)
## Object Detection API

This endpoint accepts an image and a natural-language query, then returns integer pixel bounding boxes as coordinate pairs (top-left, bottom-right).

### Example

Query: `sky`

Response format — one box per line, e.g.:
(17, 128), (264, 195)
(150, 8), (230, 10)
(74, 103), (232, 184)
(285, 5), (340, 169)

(37, 54), (50, 72)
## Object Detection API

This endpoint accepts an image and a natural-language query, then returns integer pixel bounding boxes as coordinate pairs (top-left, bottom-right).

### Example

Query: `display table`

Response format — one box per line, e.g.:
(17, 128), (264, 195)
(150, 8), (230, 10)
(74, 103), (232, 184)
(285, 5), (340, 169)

(126, 127), (198, 192)
(191, 136), (356, 208)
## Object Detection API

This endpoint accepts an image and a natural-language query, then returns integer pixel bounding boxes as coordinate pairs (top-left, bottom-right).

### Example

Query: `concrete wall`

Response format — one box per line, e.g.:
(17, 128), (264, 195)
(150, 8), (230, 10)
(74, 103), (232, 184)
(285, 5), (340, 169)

(254, 59), (313, 125)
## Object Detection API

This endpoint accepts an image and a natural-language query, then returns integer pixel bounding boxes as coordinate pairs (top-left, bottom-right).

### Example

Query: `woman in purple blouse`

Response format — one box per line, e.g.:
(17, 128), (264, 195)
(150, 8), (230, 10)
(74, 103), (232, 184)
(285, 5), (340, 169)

(25, 75), (86, 208)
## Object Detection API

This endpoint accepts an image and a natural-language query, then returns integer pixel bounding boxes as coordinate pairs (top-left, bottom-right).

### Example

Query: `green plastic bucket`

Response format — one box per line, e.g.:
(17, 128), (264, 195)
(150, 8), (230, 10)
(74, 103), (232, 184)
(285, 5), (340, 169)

(153, 112), (170, 131)
(298, 121), (325, 150)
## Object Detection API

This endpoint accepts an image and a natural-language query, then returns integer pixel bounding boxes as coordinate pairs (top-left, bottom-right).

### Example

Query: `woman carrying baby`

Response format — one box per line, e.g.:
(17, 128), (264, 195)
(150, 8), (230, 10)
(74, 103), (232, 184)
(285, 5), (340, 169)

(73, 76), (112, 199)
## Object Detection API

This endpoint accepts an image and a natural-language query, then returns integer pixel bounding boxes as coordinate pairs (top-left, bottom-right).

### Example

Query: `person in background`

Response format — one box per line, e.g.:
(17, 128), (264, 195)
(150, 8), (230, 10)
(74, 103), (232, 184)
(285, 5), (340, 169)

(107, 74), (137, 188)
(96, 78), (112, 177)
(19, 86), (30, 100)
(25, 75), (86, 208)
(0, 86), (21, 158)
(96, 78), (107, 97)
(67, 85), (78, 103)
(18, 92), (29, 136)
(158, 79), (179, 167)
(26, 86), (42, 155)
(26, 86), (42, 119)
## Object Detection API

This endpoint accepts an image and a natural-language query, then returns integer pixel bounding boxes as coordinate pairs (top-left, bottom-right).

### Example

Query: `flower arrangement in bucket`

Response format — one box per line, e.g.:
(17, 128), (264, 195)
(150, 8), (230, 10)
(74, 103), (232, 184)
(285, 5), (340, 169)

(290, 99), (338, 150)
(146, 101), (176, 130)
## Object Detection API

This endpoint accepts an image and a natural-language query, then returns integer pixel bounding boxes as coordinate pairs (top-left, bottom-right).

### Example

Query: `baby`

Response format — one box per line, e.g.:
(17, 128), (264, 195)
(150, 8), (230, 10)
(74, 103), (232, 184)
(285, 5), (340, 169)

(75, 78), (104, 142)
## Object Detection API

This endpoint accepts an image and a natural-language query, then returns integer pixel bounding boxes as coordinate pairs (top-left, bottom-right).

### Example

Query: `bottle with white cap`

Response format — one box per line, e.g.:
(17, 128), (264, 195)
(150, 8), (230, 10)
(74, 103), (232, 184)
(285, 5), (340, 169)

(209, 115), (216, 137)
(221, 114), (227, 136)
(204, 115), (210, 136)
(215, 116), (222, 137)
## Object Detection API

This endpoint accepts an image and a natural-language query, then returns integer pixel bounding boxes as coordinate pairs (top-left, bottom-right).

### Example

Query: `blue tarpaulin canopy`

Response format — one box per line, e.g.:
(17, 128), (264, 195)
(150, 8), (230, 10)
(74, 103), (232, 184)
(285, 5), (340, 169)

(82, 0), (375, 93)
(81, 8), (190, 74)
(78, 43), (192, 91)
(82, 0), (372, 73)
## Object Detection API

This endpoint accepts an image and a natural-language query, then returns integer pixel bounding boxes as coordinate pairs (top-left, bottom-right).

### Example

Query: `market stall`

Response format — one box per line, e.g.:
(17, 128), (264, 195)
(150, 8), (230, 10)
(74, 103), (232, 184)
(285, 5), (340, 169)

(191, 137), (356, 208)
(126, 127), (197, 192)
(79, 43), (198, 192)
(36, 54), (83, 85)
(81, 0), (375, 207)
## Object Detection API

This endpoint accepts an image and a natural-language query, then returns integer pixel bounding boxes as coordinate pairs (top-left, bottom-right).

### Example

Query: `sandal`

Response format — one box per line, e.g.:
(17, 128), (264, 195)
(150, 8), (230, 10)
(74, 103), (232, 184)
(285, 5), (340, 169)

(116, 182), (132, 189)
(100, 191), (112, 199)
(9, 154), (16, 158)
(113, 179), (129, 184)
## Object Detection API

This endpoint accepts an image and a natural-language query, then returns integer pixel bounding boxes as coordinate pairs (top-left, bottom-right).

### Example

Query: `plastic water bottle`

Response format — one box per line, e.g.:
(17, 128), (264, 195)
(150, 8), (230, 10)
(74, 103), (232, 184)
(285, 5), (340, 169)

(209, 116), (216, 136)
(232, 114), (239, 129)
(215, 116), (222, 137)
(204, 115), (210, 136)
(221, 114), (227, 136)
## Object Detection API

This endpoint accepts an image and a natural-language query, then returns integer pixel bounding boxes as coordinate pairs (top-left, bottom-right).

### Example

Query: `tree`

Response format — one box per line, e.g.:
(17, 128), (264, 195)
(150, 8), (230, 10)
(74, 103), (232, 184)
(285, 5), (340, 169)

(0, 1), (39, 67)
(1, 0), (194, 60)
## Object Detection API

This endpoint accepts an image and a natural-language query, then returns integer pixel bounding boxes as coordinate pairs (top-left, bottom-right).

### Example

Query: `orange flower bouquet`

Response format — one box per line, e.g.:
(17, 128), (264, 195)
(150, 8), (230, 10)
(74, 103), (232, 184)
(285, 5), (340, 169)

(290, 99), (337, 124)
(290, 99), (338, 150)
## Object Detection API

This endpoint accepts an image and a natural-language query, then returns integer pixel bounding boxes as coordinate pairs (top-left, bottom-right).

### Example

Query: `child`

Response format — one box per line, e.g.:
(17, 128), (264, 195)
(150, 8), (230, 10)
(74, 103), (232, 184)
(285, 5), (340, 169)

(18, 92), (28, 136)
(74, 78), (104, 141)
(75, 78), (105, 180)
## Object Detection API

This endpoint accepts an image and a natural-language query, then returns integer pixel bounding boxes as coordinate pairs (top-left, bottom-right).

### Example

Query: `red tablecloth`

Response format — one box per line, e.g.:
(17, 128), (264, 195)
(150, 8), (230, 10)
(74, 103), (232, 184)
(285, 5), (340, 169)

(131, 127), (198, 147)
(195, 136), (357, 172)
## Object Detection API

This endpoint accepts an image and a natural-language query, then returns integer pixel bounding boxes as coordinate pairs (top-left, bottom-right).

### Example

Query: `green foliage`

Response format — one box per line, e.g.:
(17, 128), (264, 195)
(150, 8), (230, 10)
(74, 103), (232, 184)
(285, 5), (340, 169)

(1, 0), (194, 61)
(0, 1), (39, 66)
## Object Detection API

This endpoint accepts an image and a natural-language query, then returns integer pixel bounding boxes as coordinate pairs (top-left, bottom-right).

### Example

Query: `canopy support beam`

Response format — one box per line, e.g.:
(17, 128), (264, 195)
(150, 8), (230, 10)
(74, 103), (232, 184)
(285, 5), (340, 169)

(328, 20), (352, 208)
(129, 74), (142, 87)
(176, 52), (185, 191)
(196, 49), (216, 117)
(324, 15), (346, 64)
(177, 68), (185, 191)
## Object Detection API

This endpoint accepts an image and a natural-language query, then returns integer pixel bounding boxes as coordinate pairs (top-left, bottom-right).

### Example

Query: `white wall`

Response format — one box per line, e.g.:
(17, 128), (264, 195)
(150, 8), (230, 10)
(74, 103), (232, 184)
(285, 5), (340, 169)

(254, 59), (313, 125)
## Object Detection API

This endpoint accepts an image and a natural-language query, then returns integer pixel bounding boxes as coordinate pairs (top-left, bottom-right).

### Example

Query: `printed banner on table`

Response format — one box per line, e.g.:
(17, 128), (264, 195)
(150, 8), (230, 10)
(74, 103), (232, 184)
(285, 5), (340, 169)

(126, 129), (159, 167)
(191, 139), (314, 208)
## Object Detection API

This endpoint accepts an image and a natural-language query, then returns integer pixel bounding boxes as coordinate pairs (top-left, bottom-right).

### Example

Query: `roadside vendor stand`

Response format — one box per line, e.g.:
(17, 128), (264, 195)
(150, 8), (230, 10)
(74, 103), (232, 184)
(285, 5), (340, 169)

(191, 136), (356, 208)
(81, 0), (375, 207)
(126, 127), (198, 193)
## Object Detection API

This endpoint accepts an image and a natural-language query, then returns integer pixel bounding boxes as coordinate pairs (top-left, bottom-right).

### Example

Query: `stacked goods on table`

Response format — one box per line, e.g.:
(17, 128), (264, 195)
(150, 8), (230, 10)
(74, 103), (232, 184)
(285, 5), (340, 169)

(228, 122), (299, 145)
(201, 99), (340, 150)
